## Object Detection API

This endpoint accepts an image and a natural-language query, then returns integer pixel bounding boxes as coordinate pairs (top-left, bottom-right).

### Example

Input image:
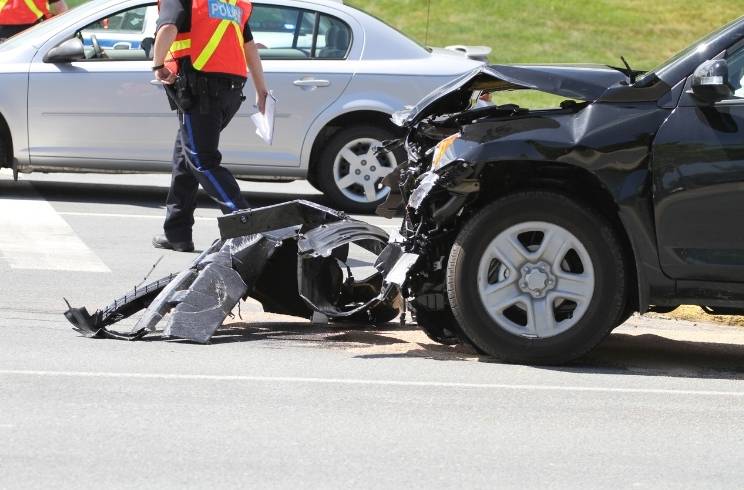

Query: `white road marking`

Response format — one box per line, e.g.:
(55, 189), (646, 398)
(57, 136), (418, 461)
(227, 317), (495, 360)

(0, 369), (741, 397)
(0, 196), (110, 272)
(59, 212), (213, 220)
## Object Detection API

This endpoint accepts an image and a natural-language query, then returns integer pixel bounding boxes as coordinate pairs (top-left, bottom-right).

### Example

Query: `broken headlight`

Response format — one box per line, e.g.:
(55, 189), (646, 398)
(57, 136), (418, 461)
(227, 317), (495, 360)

(431, 132), (461, 170)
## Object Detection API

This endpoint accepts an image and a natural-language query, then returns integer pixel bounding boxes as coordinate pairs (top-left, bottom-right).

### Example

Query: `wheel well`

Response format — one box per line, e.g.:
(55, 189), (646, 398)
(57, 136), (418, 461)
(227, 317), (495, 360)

(0, 113), (12, 169)
(308, 110), (403, 179)
(474, 161), (640, 312)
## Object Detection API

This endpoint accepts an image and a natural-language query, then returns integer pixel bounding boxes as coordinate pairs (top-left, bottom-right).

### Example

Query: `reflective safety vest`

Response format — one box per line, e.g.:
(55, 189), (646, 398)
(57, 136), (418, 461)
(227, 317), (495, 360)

(0, 0), (51, 25)
(164, 0), (251, 78)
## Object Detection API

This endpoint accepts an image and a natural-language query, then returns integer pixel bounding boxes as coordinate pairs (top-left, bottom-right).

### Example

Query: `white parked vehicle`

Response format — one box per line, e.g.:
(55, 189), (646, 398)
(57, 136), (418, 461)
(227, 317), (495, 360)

(0, 0), (487, 211)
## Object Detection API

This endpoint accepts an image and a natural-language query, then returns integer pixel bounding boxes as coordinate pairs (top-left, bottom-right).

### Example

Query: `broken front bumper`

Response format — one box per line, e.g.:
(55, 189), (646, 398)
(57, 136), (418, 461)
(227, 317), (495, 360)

(65, 200), (419, 344)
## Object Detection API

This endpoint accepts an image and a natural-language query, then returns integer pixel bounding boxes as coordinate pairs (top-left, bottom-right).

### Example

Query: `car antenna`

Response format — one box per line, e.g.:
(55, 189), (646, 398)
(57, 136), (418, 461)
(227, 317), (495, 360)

(620, 56), (636, 84)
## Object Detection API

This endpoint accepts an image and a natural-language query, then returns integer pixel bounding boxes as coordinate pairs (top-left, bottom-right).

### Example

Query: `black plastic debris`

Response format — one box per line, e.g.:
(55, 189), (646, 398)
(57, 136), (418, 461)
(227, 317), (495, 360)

(64, 201), (420, 344)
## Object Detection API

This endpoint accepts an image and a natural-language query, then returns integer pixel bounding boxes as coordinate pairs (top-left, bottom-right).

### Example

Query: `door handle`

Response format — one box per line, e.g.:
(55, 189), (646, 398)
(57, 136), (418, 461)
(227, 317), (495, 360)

(293, 79), (331, 87)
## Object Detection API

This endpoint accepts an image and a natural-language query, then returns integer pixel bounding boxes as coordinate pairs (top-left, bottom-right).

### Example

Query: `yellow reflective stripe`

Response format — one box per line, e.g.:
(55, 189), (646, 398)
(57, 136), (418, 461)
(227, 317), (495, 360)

(230, 0), (243, 45)
(232, 20), (243, 46)
(0, 0), (11, 12)
(170, 39), (191, 52)
(192, 0), (240, 70)
(21, 0), (44, 19)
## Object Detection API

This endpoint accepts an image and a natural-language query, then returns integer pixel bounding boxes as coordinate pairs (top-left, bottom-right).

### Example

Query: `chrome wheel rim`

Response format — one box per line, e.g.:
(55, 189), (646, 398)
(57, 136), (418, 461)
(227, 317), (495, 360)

(332, 137), (396, 204)
(476, 221), (595, 338)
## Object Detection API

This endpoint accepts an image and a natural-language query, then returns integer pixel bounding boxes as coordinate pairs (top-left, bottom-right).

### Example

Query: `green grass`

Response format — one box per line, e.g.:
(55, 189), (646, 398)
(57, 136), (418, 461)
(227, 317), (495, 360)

(351, 0), (742, 69)
(65, 0), (744, 107)
(350, 0), (744, 108)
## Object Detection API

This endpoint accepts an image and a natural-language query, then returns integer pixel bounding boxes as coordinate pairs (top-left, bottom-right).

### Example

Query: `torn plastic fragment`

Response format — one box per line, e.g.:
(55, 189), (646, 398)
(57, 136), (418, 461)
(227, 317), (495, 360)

(64, 200), (408, 344)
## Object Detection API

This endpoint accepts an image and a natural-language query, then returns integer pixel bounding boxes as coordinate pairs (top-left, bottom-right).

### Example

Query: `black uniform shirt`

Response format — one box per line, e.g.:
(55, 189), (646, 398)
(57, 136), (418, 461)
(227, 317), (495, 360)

(157, 0), (254, 82)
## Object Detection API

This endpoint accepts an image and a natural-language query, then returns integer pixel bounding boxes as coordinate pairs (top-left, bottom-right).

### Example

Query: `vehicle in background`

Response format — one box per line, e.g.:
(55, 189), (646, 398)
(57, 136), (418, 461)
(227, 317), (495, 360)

(79, 4), (157, 51)
(378, 14), (744, 363)
(0, 0), (488, 212)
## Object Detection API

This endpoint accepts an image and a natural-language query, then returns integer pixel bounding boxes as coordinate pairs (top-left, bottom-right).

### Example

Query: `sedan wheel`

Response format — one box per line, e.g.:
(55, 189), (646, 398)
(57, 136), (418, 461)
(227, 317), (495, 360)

(447, 191), (626, 364)
(317, 124), (403, 213)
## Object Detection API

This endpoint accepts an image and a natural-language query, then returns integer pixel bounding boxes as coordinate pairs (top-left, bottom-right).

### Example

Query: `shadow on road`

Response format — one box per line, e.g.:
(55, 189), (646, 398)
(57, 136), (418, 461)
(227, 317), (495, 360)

(208, 319), (744, 379)
(0, 179), (333, 210)
(555, 333), (744, 379)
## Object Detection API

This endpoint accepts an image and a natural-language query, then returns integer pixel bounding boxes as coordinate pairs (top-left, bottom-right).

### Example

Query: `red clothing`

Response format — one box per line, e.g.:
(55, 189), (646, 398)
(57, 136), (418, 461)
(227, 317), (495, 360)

(0, 0), (50, 25)
(164, 0), (252, 78)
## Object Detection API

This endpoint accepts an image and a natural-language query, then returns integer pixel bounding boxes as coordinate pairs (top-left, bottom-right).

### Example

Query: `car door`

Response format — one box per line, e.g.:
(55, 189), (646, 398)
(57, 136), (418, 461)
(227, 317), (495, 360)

(218, 1), (359, 169)
(652, 44), (744, 282)
(27, 3), (176, 169)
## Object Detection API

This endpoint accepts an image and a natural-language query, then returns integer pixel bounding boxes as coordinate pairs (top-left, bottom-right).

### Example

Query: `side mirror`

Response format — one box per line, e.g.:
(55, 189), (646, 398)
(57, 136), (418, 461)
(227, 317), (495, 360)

(691, 59), (729, 102)
(43, 38), (84, 63)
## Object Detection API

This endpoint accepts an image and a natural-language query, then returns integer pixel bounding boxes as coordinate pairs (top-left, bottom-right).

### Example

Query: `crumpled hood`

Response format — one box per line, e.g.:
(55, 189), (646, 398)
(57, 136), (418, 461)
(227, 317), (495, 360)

(395, 63), (631, 127)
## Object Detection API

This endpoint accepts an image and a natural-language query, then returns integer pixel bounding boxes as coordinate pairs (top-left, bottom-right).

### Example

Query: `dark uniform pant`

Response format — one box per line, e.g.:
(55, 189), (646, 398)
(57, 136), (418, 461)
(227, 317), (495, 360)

(164, 86), (250, 242)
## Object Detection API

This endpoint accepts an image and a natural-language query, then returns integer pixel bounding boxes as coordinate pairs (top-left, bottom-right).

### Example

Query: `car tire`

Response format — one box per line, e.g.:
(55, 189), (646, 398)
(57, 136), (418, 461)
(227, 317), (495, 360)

(0, 131), (6, 168)
(409, 300), (464, 345)
(447, 191), (626, 365)
(317, 124), (404, 213)
(306, 171), (321, 192)
(616, 305), (635, 327)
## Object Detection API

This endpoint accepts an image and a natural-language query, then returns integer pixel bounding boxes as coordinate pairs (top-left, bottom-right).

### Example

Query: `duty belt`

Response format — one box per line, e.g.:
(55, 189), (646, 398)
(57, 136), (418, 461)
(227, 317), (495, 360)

(214, 79), (244, 90)
(187, 73), (246, 114)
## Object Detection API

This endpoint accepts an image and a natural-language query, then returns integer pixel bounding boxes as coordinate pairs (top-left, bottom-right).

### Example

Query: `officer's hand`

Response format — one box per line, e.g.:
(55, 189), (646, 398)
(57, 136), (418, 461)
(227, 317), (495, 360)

(154, 67), (176, 85)
(255, 89), (268, 115)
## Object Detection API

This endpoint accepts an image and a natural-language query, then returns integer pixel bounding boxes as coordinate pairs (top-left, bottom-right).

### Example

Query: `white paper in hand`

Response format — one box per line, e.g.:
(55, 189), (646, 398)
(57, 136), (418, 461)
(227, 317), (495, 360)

(251, 91), (277, 145)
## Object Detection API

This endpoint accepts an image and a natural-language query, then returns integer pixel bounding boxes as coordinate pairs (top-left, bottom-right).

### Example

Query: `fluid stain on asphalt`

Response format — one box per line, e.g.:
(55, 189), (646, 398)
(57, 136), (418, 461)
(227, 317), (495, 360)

(212, 309), (744, 376)
(216, 312), (484, 362)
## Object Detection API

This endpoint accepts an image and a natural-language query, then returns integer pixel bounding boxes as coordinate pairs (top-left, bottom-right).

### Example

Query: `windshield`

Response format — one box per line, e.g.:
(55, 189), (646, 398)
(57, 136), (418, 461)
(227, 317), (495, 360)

(639, 16), (744, 83)
(345, 2), (431, 53)
(0, 0), (111, 52)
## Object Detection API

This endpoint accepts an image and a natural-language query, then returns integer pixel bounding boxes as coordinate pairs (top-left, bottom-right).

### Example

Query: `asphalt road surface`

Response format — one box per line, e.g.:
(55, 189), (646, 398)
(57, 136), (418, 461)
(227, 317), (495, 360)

(2, 170), (744, 489)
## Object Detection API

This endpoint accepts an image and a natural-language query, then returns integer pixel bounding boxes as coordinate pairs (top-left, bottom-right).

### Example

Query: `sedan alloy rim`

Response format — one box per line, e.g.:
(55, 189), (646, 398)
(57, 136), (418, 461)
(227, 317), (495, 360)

(476, 221), (595, 339)
(332, 137), (396, 203)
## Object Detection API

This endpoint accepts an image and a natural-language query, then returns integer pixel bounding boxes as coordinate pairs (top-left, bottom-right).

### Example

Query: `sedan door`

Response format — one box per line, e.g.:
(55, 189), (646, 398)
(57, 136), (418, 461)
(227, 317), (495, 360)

(219, 1), (359, 169)
(27, 3), (176, 170)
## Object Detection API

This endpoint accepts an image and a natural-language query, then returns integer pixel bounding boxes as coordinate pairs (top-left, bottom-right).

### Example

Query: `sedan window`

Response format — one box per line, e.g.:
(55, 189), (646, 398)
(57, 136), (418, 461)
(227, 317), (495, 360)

(250, 4), (350, 60)
(316, 14), (350, 59)
(76, 4), (157, 61)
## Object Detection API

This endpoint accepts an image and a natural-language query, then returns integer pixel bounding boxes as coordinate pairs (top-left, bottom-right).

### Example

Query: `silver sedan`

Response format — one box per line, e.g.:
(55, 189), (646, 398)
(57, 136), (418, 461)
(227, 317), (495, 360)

(0, 0), (486, 211)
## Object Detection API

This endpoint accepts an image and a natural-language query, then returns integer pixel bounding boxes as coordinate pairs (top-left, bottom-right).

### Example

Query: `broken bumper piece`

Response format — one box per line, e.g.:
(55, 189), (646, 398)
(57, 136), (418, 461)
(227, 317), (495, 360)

(64, 200), (421, 344)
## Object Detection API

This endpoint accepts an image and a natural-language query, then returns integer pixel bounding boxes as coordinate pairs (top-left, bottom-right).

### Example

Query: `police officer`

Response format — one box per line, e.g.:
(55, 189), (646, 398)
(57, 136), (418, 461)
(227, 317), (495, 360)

(0, 0), (67, 39)
(150, 0), (267, 252)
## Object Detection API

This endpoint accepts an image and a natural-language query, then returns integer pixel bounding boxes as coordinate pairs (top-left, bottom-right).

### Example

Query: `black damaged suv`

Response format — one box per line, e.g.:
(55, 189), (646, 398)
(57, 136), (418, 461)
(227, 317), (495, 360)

(380, 15), (744, 364)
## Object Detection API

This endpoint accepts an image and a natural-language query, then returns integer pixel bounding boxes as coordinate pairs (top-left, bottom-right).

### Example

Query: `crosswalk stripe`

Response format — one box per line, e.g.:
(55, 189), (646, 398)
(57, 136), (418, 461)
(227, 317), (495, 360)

(0, 186), (110, 272)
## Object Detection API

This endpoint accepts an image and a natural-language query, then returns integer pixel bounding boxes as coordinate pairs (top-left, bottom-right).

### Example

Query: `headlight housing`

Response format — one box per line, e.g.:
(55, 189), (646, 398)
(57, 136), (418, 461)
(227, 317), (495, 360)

(431, 132), (460, 170)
